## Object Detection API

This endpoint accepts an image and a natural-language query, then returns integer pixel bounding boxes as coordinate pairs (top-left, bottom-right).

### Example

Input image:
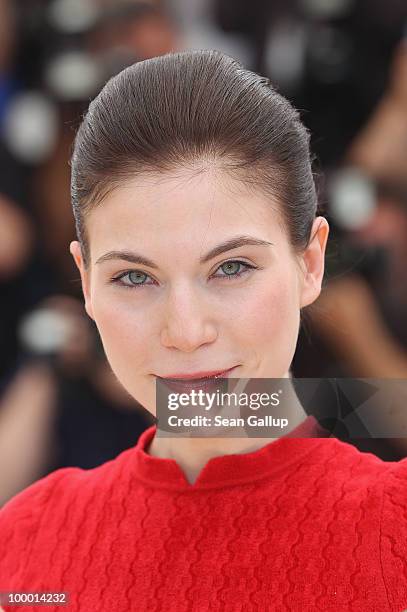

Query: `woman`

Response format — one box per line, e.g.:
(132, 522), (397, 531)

(0, 50), (406, 612)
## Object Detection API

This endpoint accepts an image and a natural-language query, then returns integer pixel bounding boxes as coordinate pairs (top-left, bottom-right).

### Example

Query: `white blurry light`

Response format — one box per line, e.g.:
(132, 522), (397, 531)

(264, 20), (306, 93)
(48, 0), (99, 34)
(45, 51), (102, 100)
(300, 0), (353, 19)
(18, 309), (72, 354)
(329, 168), (376, 230)
(3, 92), (58, 164)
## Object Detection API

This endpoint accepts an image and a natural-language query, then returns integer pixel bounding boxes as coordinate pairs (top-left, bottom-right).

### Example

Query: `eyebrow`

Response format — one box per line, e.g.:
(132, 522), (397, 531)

(95, 235), (274, 268)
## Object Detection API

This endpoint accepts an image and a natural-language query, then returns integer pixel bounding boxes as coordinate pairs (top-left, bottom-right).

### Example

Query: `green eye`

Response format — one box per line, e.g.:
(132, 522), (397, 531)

(220, 261), (240, 275)
(213, 260), (256, 280)
(127, 271), (148, 284)
(111, 270), (154, 289)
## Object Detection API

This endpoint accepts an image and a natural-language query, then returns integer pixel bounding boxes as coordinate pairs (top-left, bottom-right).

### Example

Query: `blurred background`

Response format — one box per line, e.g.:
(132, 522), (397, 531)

(1, 0), (407, 506)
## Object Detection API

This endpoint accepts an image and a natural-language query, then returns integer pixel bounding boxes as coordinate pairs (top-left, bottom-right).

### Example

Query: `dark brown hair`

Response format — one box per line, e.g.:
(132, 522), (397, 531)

(71, 49), (320, 270)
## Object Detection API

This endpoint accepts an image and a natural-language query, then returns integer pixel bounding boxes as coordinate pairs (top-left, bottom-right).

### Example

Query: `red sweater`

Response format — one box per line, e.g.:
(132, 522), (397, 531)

(0, 415), (406, 611)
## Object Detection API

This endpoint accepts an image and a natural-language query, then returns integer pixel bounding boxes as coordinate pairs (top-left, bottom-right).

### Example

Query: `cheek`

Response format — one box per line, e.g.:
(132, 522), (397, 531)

(233, 271), (300, 372)
(91, 297), (152, 374)
(91, 298), (157, 411)
(237, 271), (299, 336)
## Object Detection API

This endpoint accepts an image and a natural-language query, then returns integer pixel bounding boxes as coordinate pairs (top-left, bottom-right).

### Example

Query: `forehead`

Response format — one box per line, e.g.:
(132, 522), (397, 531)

(87, 167), (285, 254)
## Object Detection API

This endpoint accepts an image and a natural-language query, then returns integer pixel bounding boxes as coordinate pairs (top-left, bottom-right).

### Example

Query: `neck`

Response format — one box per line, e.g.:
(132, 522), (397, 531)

(147, 370), (308, 485)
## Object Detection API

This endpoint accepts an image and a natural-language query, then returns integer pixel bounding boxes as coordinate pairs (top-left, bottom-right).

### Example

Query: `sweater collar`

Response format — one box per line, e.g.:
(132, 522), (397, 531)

(132, 415), (329, 490)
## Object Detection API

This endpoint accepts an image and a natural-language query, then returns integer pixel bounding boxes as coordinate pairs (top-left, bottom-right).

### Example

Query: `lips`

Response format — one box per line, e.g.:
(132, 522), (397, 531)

(156, 366), (238, 394)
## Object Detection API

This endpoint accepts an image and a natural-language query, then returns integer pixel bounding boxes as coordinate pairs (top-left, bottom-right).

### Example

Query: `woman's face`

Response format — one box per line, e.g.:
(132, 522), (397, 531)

(70, 167), (329, 415)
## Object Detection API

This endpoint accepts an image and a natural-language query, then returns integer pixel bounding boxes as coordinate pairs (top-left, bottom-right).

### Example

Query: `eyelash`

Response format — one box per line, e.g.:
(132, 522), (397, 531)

(110, 260), (257, 290)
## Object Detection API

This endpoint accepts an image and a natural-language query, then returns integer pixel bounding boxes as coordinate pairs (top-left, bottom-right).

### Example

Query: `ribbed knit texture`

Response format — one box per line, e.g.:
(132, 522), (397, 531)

(0, 415), (406, 611)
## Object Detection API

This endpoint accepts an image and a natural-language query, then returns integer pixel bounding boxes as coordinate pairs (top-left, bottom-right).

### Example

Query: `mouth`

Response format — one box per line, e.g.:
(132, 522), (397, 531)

(155, 366), (239, 393)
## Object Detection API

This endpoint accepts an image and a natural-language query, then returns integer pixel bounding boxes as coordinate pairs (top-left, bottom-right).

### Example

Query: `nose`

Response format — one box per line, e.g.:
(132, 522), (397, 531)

(160, 284), (218, 352)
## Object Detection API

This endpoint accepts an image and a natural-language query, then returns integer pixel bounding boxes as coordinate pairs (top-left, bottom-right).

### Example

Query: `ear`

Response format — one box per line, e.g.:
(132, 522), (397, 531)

(297, 217), (330, 309)
(69, 240), (94, 320)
